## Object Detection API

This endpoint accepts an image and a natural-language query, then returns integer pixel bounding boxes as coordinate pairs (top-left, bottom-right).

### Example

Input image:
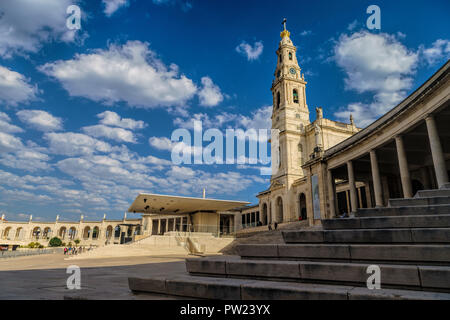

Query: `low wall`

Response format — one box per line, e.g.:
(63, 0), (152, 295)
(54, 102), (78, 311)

(0, 248), (63, 259)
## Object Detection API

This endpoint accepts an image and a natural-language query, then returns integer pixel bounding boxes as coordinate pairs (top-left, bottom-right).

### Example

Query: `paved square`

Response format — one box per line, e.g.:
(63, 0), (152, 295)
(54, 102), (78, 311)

(0, 253), (192, 299)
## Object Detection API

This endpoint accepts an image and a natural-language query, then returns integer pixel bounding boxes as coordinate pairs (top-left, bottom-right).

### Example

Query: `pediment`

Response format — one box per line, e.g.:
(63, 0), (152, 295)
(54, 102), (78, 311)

(269, 180), (285, 190)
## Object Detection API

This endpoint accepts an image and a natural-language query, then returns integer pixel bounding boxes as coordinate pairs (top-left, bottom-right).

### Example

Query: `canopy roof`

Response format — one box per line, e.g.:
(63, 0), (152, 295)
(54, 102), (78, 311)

(128, 193), (250, 215)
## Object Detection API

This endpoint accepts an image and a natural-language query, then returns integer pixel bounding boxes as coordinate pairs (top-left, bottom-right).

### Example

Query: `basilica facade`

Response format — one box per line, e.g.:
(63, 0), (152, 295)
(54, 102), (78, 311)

(257, 25), (361, 225)
(256, 25), (450, 227)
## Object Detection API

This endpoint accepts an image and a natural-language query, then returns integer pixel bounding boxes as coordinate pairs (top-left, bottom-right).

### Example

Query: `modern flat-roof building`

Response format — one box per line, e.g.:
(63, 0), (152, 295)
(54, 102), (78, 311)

(127, 193), (249, 236)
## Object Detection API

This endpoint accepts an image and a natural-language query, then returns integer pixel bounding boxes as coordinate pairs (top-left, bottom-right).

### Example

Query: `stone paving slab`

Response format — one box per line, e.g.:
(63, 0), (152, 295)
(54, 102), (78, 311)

(0, 252), (191, 300)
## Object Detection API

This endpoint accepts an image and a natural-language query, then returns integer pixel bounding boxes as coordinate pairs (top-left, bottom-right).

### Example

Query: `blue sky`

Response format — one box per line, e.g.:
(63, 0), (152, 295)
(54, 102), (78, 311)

(0, 0), (449, 221)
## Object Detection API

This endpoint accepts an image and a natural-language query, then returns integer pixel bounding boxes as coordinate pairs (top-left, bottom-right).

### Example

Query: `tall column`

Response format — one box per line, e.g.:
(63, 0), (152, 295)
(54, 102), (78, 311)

(327, 169), (336, 218)
(420, 166), (432, 189)
(345, 191), (350, 214)
(370, 150), (384, 207)
(395, 135), (413, 198)
(357, 188), (363, 208)
(347, 161), (358, 213)
(425, 116), (449, 189)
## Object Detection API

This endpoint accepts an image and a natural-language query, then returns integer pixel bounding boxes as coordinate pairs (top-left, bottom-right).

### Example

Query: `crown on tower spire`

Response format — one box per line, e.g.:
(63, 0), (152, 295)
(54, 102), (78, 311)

(280, 18), (290, 38)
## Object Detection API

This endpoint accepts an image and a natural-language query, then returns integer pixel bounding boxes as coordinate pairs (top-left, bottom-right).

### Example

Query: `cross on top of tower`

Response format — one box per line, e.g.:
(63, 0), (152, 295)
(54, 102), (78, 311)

(280, 18), (290, 39)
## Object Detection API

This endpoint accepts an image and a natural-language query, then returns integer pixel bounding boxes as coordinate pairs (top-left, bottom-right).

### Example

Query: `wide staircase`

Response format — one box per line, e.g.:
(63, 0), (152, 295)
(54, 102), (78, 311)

(128, 189), (450, 300)
(67, 232), (234, 260)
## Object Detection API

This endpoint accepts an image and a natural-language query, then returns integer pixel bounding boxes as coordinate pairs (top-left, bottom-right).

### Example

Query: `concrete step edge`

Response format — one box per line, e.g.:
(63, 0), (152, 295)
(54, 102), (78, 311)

(128, 275), (450, 300)
(185, 258), (450, 290)
(236, 243), (450, 264)
(322, 214), (450, 230)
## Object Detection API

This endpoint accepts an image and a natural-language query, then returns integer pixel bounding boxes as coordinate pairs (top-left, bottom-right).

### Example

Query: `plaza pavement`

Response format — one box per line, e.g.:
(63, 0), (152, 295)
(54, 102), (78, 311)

(0, 252), (195, 299)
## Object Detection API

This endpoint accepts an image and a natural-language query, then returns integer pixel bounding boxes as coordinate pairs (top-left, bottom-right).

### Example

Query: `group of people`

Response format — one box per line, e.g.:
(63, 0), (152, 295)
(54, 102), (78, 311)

(267, 221), (278, 231)
(63, 246), (91, 255)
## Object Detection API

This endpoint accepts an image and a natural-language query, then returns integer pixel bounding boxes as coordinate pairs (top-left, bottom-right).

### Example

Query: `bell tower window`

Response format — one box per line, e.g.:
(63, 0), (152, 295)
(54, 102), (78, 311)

(293, 89), (299, 103)
(289, 52), (292, 60)
(279, 54), (283, 62)
(276, 91), (281, 109)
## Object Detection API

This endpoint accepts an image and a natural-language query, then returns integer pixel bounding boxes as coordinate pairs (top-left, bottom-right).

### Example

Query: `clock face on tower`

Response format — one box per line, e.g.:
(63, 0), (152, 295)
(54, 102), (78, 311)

(289, 68), (296, 75)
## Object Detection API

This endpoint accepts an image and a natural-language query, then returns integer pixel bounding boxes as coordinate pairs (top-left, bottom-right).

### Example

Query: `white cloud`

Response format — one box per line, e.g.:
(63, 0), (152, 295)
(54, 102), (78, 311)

(0, 131), (23, 153)
(198, 77), (224, 107)
(333, 31), (418, 127)
(236, 41), (264, 61)
(39, 41), (198, 108)
(0, 150), (51, 172)
(17, 110), (63, 132)
(45, 132), (112, 156)
(300, 30), (312, 36)
(102, 0), (129, 17)
(149, 136), (202, 158)
(0, 65), (38, 106)
(82, 124), (136, 143)
(148, 136), (173, 151)
(0, 112), (24, 133)
(97, 110), (146, 129)
(238, 106), (272, 130)
(420, 39), (450, 66)
(0, 0), (82, 58)
(173, 112), (237, 130)
(347, 20), (358, 31)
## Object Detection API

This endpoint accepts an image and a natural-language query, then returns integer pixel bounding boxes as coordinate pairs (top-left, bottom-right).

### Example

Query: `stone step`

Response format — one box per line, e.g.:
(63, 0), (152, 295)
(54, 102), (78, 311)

(322, 214), (450, 230)
(185, 258), (450, 291)
(389, 196), (450, 207)
(415, 189), (450, 198)
(237, 244), (450, 265)
(355, 204), (450, 217)
(128, 274), (450, 300)
(282, 228), (450, 244)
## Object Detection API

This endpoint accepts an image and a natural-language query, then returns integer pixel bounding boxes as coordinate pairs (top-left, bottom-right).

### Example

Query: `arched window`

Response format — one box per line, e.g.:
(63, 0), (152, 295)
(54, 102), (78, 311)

(289, 52), (292, 60)
(276, 92), (281, 109)
(280, 54), (283, 62)
(298, 143), (303, 152)
(278, 146), (281, 168)
(293, 89), (299, 103)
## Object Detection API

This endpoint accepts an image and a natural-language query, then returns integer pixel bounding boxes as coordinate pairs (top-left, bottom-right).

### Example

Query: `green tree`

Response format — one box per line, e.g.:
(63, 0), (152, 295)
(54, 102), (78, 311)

(48, 237), (63, 247)
(74, 239), (80, 245)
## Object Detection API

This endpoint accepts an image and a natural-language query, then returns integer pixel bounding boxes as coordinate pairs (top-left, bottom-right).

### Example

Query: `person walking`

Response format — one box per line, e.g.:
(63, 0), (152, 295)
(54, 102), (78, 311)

(274, 221), (278, 230)
(268, 223), (272, 231)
